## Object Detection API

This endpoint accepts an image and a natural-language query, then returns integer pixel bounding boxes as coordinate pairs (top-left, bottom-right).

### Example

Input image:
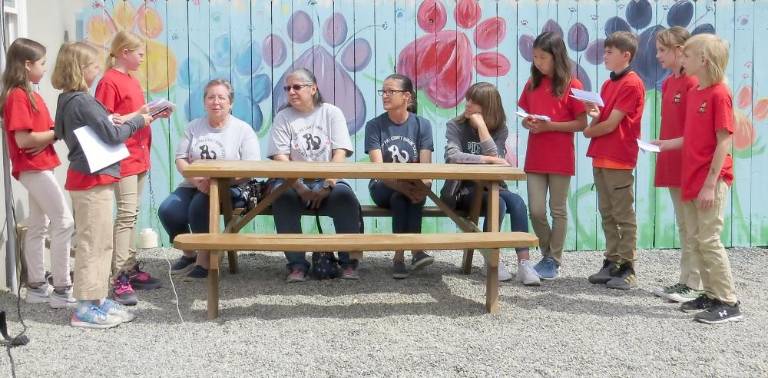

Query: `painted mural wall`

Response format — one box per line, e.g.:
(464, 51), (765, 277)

(76, 0), (767, 250)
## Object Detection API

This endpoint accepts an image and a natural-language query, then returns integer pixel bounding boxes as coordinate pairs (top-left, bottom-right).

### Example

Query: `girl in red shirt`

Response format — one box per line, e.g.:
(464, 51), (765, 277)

(651, 27), (702, 303)
(518, 32), (587, 280)
(95, 31), (168, 305)
(655, 34), (742, 324)
(1, 38), (74, 308)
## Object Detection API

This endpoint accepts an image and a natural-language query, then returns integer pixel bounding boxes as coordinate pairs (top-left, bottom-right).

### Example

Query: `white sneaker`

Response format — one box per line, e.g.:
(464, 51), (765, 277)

(99, 299), (136, 323)
(480, 249), (513, 282)
(482, 261), (513, 282)
(517, 260), (541, 286)
(49, 288), (77, 309)
(25, 284), (52, 304)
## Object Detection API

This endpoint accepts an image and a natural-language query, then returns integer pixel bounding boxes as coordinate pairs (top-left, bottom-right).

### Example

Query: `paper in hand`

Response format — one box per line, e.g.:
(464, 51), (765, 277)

(515, 110), (551, 122)
(637, 139), (661, 153)
(570, 88), (605, 107)
(147, 98), (175, 117)
(74, 125), (129, 173)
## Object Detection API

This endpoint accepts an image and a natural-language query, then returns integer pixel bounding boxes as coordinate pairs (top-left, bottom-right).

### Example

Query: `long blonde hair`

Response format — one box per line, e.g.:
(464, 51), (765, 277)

(0, 38), (46, 113)
(106, 30), (144, 70)
(51, 42), (98, 92)
(684, 34), (729, 87)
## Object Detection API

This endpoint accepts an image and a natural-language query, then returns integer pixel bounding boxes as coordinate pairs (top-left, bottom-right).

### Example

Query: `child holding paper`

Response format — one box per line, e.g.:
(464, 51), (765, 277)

(95, 31), (170, 305)
(654, 34), (743, 324)
(518, 32), (587, 280)
(582, 31), (645, 290)
(52, 42), (153, 328)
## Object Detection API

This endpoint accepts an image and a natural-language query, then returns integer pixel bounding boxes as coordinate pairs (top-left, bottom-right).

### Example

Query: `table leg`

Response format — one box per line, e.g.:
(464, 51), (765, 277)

(462, 181), (485, 274)
(208, 178), (221, 320)
(485, 182), (500, 314)
(219, 179), (238, 274)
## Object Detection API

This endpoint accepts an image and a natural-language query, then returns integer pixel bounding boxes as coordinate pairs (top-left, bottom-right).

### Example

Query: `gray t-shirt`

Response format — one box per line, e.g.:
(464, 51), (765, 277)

(444, 119), (508, 164)
(267, 102), (353, 161)
(176, 115), (260, 187)
(364, 112), (433, 163)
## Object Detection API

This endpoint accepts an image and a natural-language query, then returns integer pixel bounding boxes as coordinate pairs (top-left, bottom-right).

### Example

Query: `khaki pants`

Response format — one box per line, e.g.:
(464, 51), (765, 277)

(527, 173), (570, 265)
(71, 184), (115, 301)
(681, 181), (738, 305)
(669, 188), (702, 290)
(112, 172), (146, 278)
(593, 167), (636, 263)
(19, 170), (74, 288)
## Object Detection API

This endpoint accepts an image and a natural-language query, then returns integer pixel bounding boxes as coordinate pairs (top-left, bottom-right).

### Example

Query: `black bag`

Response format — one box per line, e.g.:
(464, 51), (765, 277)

(440, 179), (465, 209)
(232, 179), (267, 211)
(310, 252), (340, 279)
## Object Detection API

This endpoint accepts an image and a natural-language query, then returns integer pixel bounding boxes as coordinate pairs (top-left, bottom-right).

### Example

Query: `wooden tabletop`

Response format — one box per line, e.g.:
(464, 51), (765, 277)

(182, 160), (526, 181)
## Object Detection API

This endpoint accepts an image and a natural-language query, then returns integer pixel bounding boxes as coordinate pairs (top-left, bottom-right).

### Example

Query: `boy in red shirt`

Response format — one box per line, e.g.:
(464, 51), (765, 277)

(655, 34), (742, 324)
(582, 31), (645, 290)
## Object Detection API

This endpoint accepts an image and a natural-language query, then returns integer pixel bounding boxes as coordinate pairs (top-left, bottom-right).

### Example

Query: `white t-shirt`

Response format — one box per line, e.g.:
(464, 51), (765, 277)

(267, 102), (353, 162)
(176, 115), (260, 187)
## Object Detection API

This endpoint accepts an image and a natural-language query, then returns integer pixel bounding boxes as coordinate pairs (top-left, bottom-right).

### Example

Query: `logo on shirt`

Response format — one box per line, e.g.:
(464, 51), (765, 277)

(467, 141), (482, 155)
(673, 92), (682, 104)
(698, 101), (708, 113)
(199, 145), (217, 159)
(302, 133), (322, 151)
(382, 135), (417, 163)
(387, 145), (410, 163)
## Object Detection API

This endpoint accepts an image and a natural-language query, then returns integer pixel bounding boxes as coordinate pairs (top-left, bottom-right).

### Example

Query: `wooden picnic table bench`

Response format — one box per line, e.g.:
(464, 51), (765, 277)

(174, 160), (538, 319)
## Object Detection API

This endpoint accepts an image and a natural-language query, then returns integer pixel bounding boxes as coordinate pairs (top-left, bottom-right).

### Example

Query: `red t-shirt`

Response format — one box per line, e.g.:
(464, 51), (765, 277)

(655, 73), (698, 187)
(65, 168), (119, 191)
(518, 77), (586, 176)
(586, 71), (645, 167)
(94, 68), (149, 176)
(2, 88), (60, 179)
(681, 83), (734, 201)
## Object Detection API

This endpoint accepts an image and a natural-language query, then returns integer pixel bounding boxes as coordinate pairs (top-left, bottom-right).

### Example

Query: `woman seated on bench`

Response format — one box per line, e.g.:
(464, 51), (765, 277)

(158, 79), (261, 279)
(444, 82), (540, 286)
(267, 68), (361, 283)
(365, 74), (435, 279)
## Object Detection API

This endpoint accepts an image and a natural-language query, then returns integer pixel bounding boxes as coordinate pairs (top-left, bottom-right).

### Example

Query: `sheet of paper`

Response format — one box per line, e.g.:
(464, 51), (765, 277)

(637, 138), (661, 153)
(147, 98), (175, 117)
(570, 88), (605, 107)
(515, 110), (551, 122)
(74, 125), (129, 173)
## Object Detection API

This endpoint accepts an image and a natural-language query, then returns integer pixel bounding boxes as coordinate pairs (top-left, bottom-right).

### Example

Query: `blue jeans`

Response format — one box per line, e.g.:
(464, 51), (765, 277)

(456, 185), (529, 253)
(272, 180), (361, 271)
(369, 180), (426, 233)
(158, 186), (238, 242)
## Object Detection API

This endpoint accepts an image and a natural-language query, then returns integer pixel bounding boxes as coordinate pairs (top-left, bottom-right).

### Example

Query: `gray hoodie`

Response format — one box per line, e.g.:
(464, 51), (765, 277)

(54, 91), (146, 178)
(444, 118), (508, 163)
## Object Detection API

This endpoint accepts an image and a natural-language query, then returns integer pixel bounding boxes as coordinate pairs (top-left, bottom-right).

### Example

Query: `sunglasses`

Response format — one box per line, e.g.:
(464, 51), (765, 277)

(283, 84), (313, 92)
(377, 89), (407, 97)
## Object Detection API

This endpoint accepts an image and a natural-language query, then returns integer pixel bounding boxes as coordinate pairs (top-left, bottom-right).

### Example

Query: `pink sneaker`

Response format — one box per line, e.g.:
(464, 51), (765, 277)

(286, 267), (307, 283)
(128, 263), (162, 290)
(112, 272), (138, 306)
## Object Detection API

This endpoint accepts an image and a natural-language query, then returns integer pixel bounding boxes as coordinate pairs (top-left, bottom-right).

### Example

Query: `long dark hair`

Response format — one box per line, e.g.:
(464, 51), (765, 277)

(385, 73), (417, 113)
(1, 38), (46, 113)
(530, 32), (572, 98)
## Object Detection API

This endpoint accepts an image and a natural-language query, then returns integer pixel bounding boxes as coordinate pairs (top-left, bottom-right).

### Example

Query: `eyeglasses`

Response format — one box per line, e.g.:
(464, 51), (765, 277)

(377, 89), (407, 97)
(283, 84), (313, 92)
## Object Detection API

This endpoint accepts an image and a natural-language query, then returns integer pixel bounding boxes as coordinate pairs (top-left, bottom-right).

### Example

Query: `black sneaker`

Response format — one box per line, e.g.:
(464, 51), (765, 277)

(184, 265), (208, 280)
(694, 300), (744, 324)
(411, 252), (434, 271)
(680, 294), (717, 313)
(606, 262), (637, 290)
(171, 255), (197, 275)
(588, 259), (615, 284)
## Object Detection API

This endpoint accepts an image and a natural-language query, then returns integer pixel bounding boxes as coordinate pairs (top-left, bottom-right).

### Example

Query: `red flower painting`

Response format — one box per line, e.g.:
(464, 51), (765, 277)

(397, 0), (510, 108)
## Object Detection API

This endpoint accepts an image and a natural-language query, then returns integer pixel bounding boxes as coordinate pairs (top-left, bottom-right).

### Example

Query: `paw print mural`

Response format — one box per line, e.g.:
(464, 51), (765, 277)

(397, 0), (511, 109)
(84, 0), (177, 93)
(518, 0), (715, 91)
(269, 9), (373, 134)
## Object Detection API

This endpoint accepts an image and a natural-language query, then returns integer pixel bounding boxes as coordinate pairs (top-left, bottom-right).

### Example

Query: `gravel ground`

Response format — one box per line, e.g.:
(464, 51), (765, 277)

(1, 247), (766, 376)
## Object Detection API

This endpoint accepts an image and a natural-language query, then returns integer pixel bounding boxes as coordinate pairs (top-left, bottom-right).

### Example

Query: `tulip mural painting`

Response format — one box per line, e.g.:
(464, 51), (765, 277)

(78, 0), (767, 250)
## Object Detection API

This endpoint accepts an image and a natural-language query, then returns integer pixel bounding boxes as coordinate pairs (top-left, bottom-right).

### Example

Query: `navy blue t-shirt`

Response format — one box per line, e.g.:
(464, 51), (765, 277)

(364, 112), (434, 163)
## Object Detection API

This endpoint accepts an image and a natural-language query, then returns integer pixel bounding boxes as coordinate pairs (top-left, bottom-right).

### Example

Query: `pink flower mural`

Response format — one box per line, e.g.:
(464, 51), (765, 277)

(397, 0), (510, 108)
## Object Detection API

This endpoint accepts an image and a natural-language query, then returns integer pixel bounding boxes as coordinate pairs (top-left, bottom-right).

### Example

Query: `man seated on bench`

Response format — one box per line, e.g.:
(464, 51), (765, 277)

(365, 74), (435, 280)
(266, 68), (361, 283)
(158, 79), (261, 279)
